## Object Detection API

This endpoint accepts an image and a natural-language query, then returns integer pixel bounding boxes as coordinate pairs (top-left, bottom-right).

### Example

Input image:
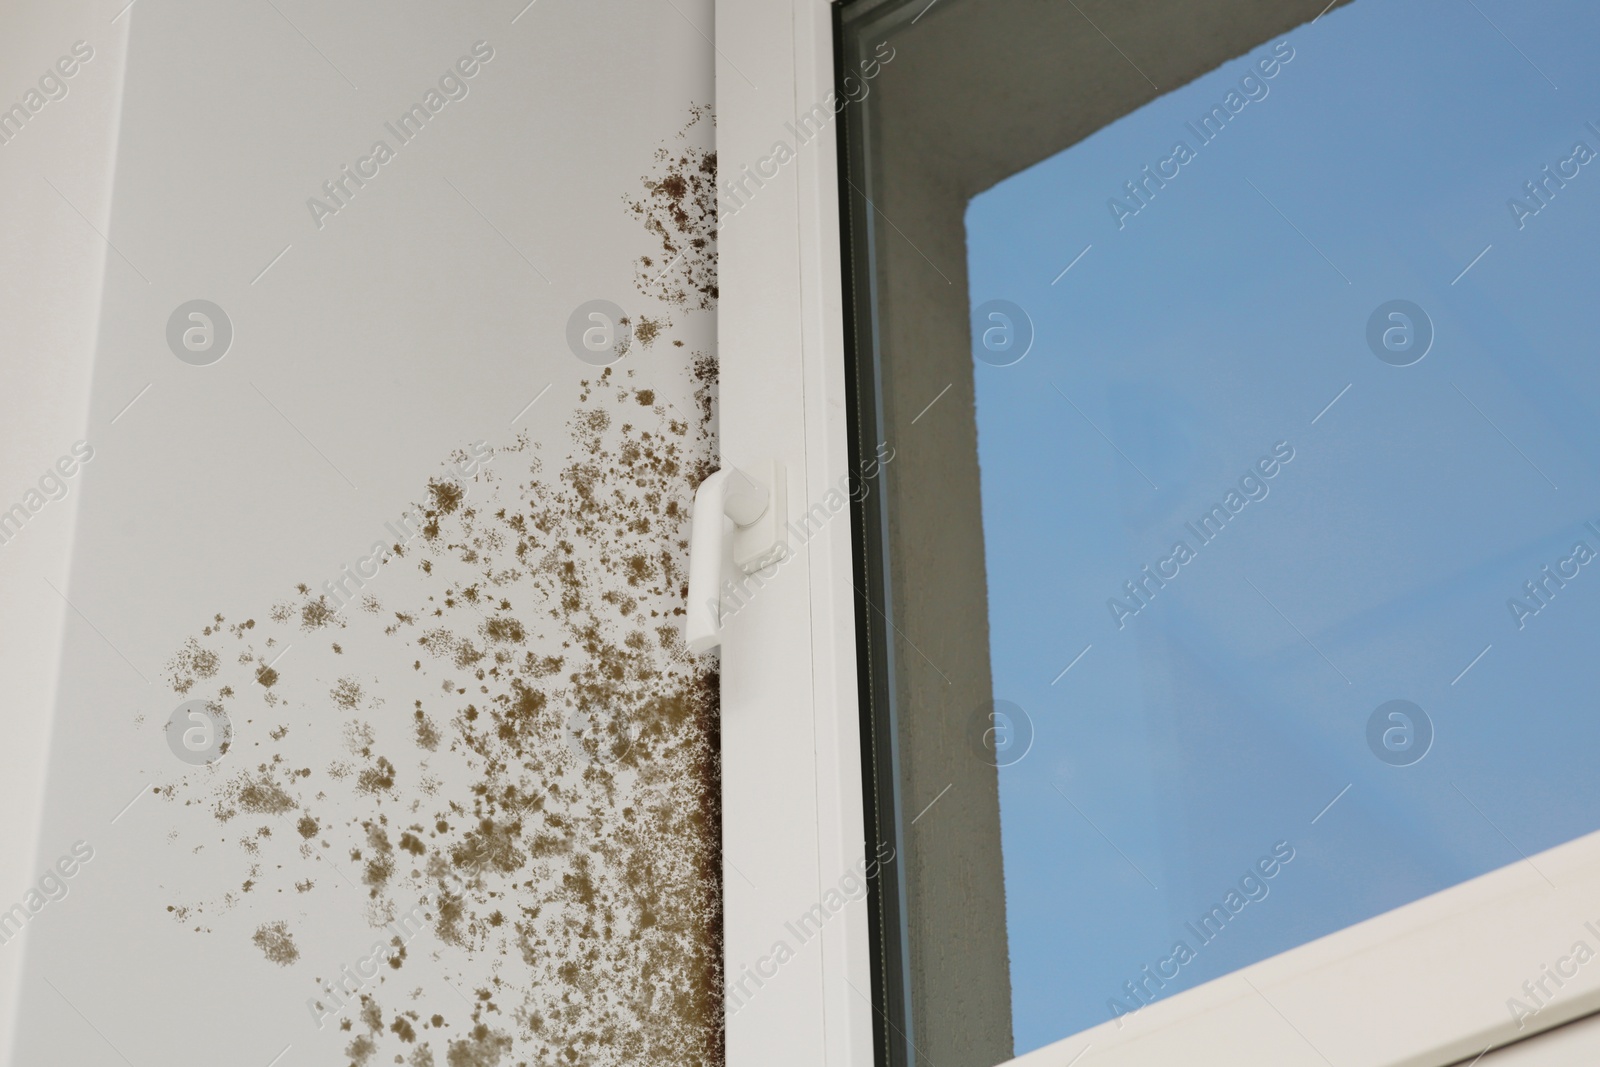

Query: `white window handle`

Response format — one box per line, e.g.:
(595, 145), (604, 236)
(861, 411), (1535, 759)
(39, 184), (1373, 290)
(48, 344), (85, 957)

(684, 461), (788, 653)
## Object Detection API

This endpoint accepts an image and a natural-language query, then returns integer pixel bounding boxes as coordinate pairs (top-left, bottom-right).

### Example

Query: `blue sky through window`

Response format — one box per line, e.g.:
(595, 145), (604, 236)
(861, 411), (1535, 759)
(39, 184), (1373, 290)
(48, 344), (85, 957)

(965, 0), (1600, 1051)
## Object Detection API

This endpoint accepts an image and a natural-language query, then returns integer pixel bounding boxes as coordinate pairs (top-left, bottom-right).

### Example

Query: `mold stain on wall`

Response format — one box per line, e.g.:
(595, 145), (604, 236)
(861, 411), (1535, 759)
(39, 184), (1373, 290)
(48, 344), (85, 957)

(154, 113), (722, 1067)
(627, 106), (717, 321)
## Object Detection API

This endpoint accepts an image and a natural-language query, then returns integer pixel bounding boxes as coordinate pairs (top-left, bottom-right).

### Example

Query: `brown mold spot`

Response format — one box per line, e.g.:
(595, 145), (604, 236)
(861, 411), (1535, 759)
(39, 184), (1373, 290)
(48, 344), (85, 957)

(362, 823), (395, 892)
(251, 920), (299, 966)
(331, 678), (363, 710)
(167, 637), (220, 694)
(414, 708), (441, 751)
(357, 756), (397, 794)
(482, 618), (525, 644)
(445, 1024), (512, 1067)
(345, 1033), (377, 1066)
(428, 479), (465, 514)
(300, 595), (340, 631)
(157, 105), (725, 1067)
(627, 105), (717, 312)
(234, 772), (296, 815)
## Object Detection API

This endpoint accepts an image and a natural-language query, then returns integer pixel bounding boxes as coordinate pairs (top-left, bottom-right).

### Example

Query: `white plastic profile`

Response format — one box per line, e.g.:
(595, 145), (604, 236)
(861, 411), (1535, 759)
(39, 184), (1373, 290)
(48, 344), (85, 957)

(684, 461), (788, 653)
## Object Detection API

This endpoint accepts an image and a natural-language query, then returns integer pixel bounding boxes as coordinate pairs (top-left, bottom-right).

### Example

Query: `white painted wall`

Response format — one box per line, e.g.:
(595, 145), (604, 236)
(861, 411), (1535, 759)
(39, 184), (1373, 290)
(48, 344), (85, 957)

(0, 1), (721, 1063)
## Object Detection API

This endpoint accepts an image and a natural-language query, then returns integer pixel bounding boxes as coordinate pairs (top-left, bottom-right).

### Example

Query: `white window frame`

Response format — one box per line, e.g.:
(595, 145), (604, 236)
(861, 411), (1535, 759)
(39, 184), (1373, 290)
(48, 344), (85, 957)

(712, 2), (1600, 1065)
(714, 0), (875, 1063)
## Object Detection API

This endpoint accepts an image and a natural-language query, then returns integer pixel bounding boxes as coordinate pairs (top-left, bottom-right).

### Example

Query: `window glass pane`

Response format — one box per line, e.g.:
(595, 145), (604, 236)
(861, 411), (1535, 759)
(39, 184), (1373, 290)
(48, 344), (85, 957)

(969, 0), (1600, 1053)
(842, 0), (1600, 1061)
